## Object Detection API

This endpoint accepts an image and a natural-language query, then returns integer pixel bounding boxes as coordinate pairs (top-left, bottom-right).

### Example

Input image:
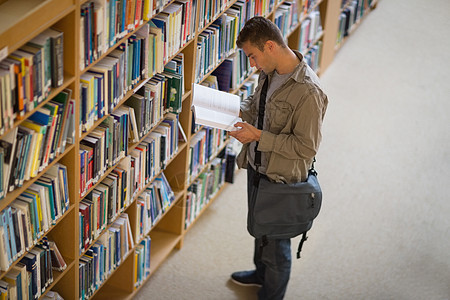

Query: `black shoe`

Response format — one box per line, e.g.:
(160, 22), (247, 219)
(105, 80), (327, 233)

(230, 270), (262, 287)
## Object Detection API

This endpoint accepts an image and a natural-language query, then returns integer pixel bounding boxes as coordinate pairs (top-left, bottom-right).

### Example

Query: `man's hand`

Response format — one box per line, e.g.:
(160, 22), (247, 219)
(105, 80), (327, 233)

(228, 122), (262, 144)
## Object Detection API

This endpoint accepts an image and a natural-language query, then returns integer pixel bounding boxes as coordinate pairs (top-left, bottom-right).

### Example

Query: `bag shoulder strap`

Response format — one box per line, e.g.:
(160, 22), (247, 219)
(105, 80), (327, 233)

(254, 78), (269, 170)
(297, 232), (308, 259)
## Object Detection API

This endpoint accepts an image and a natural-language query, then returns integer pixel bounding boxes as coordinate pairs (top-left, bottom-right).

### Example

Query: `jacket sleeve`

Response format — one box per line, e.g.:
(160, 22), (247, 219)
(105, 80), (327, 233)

(257, 89), (328, 160)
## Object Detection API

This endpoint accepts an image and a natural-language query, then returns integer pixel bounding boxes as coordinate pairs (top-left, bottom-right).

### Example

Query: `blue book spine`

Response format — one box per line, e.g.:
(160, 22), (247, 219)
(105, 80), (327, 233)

(0, 211), (12, 265)
(110, 0), (116, 47)
(28, 110), (50, 126)
(93, 77), (98, 120)
(121, 0), (126, 34)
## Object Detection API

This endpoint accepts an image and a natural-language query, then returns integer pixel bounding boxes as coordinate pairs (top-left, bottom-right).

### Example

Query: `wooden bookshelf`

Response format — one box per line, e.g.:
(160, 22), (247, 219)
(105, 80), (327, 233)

(0, 0), (378, 298)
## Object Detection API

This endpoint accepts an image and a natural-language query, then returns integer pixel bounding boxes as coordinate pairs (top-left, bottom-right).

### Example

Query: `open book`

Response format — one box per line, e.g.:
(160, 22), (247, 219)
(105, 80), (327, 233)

(192, 84), (242, 131)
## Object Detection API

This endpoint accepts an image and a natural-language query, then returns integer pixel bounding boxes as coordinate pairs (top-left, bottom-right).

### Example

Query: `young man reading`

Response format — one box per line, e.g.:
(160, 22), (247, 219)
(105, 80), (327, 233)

(228, 16), (328, 300)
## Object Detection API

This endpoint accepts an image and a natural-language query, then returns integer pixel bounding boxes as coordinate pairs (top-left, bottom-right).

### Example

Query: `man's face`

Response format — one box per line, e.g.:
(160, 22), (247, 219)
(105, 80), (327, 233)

(241, 41), (274, 73)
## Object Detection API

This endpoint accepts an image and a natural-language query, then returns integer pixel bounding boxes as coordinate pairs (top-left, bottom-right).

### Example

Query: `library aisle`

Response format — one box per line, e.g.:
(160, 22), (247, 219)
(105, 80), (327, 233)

(135, 0), (450, 299)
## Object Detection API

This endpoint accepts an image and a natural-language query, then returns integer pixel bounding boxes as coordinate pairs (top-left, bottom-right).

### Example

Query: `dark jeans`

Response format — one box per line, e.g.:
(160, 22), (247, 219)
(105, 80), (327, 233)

(247, 165), (292, 300)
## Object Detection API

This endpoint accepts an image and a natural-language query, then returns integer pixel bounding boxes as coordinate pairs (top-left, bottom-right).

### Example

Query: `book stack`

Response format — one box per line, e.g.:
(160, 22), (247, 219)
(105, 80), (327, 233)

(0, 162), (70, 272)
(79, 0), (157, 70)
(135, 172), (175, 241)
(80, 22), (155, 134)
(134, 236), (151, 288)
(0, 28), (64, 132)
(79, 110), (130, 197)
(79, 213), (134, 300)
(197, 0), (229, 32)
(212, 49), (253, 92)
(304, 41), (323, 72)
(152, 1), (196, 65)
(274, 0), (299, 39)
(0, 90), (74, 199)
(257, 0), (276, 17)
(161, 54), (185, 113)
(337, 0), (372, 46)
(185, 156), (226, 228)
(195, 11), (239, 84)
(203, 1), (268, 91)
(0, 238), (66, 300)
(300, 0), (320, 19)
(79, 156), (135, 254)
(188, 127), (227, 184)
(236, 73), (259, 102)
(127, 84), (159, 140)
(299, 8), (323, 54)
(226, 1), (249, 33)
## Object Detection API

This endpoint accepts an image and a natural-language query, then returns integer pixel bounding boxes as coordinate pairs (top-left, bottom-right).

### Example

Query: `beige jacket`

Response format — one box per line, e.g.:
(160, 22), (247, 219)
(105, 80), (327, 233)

(237, 50), (328, 183)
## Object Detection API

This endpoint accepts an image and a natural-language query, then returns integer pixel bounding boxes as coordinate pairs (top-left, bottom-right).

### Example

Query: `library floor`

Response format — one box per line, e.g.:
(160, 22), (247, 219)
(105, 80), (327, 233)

(134, 0), (450, 299)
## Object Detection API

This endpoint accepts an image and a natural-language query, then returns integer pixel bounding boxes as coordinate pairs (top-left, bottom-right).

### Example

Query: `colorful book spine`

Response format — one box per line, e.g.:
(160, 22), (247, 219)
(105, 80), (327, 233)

(79, 213), (133, 299)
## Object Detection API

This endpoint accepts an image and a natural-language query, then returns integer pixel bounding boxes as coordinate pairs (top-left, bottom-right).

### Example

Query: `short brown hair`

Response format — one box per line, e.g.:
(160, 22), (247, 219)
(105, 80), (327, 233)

(236, 16), (286, 51)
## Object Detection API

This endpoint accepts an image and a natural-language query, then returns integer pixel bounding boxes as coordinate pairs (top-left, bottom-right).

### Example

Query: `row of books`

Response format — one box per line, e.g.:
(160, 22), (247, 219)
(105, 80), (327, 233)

(299, 9), (323, 54)
(196, 0), (275, 34)
(80, 0), (152, 70)
(0, 163), (70, 273)
(79, 112), (180, 252)
(337, 0), (373, 45)
(135, 172), (175, 241)
(188, 127), (227, 184)
(126, 81), (165, 141)
(123, 53), (185, 144)
(81, 77), (180, 194)
(301, 0), (321, 18)
(0, 28), (64, 135)
(227, 0), (266, 33)
(341, 0), (374, 10)
(80, 101), (180, 198)
(80, 35), (143, 133)
(211, 50), (253, 93)
(0, 89), (74, 200)
(243, 0), (276, 20)
(304, 41), (322, 73)
(0, 238), (66, 300)
(235, 73), (259, 102)
(79, 0), (181, 70)
(80, 112), (129, 197)
(79, 155), (134, 254)
(195, 7), (241, 83)
(196, 0), (275, 87)
(79, 213), (134, 300)
(274, 0), (299, 39)
(152, 0), (197, 65)
(80, 46), (184, 135)
(197, 0), (228, 31)
(134, 236), (151, 288)
(185, 156), (226, 228)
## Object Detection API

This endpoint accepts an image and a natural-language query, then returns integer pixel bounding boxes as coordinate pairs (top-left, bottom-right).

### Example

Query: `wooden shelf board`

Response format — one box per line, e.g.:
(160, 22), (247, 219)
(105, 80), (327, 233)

(0, 0), (74, 54)
(148, 230), (181, 276)
(0, 204), (75, 280)
(184, 182), (228, 234)
(0, 74), (75, 141)
(0, 143), (75, 212)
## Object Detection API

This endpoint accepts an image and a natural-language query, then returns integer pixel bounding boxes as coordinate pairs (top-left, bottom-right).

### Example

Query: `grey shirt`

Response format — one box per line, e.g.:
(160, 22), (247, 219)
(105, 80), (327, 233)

(248, 70), (293, 174)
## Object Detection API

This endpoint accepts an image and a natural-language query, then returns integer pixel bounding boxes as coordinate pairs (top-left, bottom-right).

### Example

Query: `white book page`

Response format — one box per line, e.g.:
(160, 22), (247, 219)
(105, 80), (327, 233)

(192, 84), (242, 130)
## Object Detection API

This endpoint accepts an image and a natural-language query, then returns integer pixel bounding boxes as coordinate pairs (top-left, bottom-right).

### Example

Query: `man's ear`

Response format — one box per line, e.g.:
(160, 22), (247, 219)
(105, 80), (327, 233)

(265, 40), (276, 53)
